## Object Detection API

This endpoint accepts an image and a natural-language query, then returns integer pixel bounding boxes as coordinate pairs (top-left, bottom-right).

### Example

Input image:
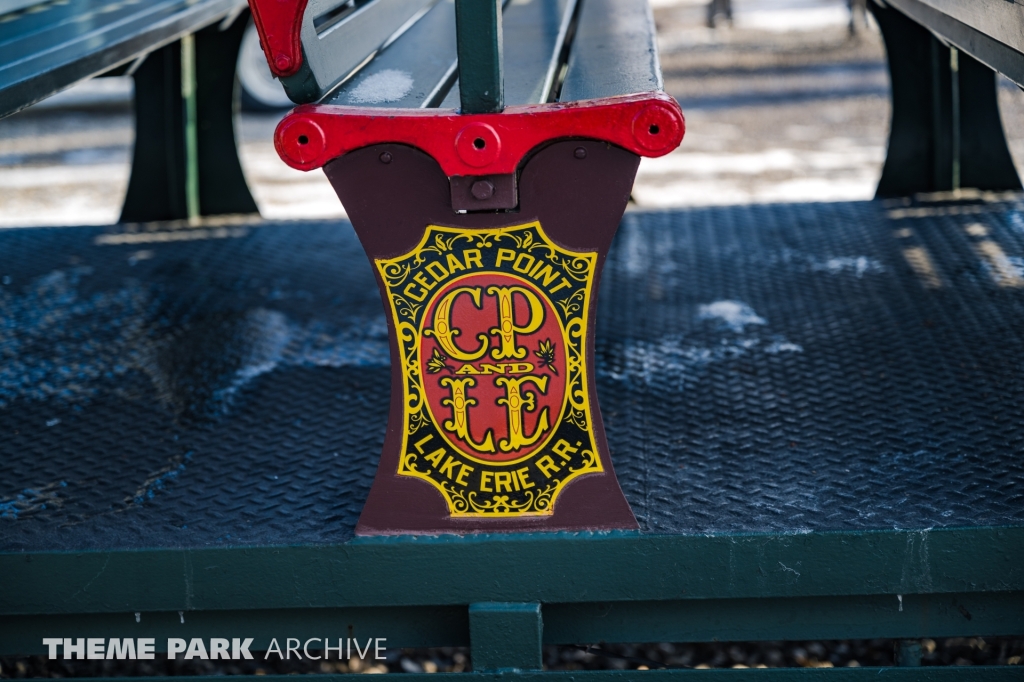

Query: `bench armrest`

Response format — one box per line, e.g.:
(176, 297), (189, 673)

(275, 92), (685, 175)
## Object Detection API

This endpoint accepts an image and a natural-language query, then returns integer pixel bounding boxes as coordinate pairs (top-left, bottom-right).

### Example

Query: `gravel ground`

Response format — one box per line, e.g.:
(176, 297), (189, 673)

(2, 638), (1022, 675)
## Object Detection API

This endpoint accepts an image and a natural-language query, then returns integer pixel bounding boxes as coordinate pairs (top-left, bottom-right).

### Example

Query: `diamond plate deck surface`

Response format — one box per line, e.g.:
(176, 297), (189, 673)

(2, 199), (1023, 551)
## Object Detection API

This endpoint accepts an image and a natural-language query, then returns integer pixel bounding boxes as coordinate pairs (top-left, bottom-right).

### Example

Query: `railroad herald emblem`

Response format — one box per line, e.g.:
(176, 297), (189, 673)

(376, 221), (602, 516)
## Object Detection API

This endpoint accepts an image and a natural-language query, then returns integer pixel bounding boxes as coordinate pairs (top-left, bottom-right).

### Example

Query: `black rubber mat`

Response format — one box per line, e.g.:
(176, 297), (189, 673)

(2, 198), (1023, 551)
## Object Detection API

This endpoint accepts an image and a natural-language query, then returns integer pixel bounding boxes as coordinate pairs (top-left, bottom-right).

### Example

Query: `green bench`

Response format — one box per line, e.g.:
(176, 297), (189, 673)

(867, 0), (1023, 197)
(0, 0), (259, 222)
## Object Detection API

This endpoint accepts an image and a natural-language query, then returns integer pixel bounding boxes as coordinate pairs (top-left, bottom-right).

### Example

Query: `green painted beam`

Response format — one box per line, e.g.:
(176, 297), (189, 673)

(469, 602), (543, 672)
(2, 529), (1021, 616)
(2, 591), (1021, 657)
(454, 0), (503, 112)
(542, 593), (1024, 645)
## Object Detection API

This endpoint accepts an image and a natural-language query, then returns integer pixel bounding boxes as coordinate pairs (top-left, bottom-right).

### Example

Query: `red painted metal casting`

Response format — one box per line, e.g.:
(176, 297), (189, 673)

(247, 0), (307, 77)
(274, 92), (685, 176)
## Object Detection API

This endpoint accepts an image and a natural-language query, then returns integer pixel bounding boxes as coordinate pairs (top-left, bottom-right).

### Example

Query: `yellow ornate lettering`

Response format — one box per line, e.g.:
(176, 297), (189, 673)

(495, 375), (550, 452)
(439, 376), (495, 453)
(487, 286), (544, 361)
(445, 253), (466, 274)
(403, 282), (428, 302)
(439, 456), (460, 479)
(493, 471), (517, 492)
(536, 455), (559, 478)
(423, 448), (445, 467)
(425, 287), (489, 361)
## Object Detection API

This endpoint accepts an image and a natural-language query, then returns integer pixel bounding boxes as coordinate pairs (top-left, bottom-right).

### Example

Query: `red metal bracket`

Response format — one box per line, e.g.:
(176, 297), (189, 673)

(274, 92), (685, 176)
(247, 0), (307, 77)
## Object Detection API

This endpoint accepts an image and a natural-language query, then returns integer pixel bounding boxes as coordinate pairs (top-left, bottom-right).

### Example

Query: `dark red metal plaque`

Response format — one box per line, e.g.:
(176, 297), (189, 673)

(273, 94), (684, 534)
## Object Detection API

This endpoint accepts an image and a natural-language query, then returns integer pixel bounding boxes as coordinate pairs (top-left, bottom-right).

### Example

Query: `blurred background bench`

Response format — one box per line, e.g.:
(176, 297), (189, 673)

(0, 0), (258, 221)
(868, 0), (1024, 197)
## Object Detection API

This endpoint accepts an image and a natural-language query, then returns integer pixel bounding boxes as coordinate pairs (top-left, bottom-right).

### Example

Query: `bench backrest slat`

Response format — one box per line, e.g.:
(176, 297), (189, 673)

(0, 0), (243, 117)
(283, 0), (435, 103)
(0, 0), (185, 50)
(559, 0), (661, 102)
(321, 0), (456, 108)
(0, 0), (39, 15)
(441, 0), (575, 108)
(323, 0), (576, 110)
(0, 0), (103, 44)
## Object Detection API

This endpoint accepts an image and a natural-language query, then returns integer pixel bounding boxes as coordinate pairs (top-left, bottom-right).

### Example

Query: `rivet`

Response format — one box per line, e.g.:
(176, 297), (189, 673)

(574, 147), (587, 159)
(379, 152), (392, 164)
(471, 180), (495, 200)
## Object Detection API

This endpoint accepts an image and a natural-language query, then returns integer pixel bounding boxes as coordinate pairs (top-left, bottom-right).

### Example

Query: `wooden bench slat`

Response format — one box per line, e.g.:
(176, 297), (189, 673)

(286, 0), (435, 103)
(558, 0), (661, 103)
(441, 0), (576, 108)
(0, 0), (100, 45)
(321, 0), (456, 108)
(0, 0), (244, 117)
(0, 0), (201, 51)
(0, 0), (187, 55)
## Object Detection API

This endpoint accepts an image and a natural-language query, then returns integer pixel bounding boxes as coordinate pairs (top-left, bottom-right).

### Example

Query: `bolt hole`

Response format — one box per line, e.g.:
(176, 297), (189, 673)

(297, 135), (309, 145)
(648, 124), (660, 135)
(473, 137), (486, 150)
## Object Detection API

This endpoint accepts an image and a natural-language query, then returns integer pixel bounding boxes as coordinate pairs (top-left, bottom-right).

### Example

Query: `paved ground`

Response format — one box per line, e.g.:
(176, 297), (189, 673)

(5, 0), (1024, 227)
(640, 0), (891, 206)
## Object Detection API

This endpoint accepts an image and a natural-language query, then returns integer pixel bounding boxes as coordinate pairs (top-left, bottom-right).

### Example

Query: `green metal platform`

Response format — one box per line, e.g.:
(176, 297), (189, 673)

(1, 197), (1022, 675)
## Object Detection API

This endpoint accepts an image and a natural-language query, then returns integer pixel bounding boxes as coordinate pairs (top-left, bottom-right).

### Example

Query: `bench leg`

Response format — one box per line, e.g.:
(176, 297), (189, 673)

(121, 12), (258, 222)
(327, 140), (639, 534)
(869, 1), (1022, 197)
(895, 639), (922, 666)
(469, 602), (543, 672)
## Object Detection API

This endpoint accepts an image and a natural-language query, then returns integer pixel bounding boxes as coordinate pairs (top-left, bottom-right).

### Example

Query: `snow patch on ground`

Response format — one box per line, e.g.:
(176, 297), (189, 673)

(812, 255), (885, 277)
(698, 300), (766, 332)
(601, 301), (802, 387)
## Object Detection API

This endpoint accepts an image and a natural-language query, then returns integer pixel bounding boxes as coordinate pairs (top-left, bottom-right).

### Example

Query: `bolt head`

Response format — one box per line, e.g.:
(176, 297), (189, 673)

(471, 180), (495, 200)
(574, 147), (587, 159)
(274, 54), (292, 72)
(379, 152), (392, 164)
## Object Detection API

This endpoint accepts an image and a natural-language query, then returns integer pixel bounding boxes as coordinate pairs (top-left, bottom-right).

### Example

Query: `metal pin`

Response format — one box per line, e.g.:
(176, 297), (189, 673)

(471, 180), (495, 200)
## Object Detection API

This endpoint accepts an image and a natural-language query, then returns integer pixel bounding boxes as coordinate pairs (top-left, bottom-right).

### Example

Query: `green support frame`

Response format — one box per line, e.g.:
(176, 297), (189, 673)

(469, 603), (543, 672)
(2, 527), (1022, 673)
